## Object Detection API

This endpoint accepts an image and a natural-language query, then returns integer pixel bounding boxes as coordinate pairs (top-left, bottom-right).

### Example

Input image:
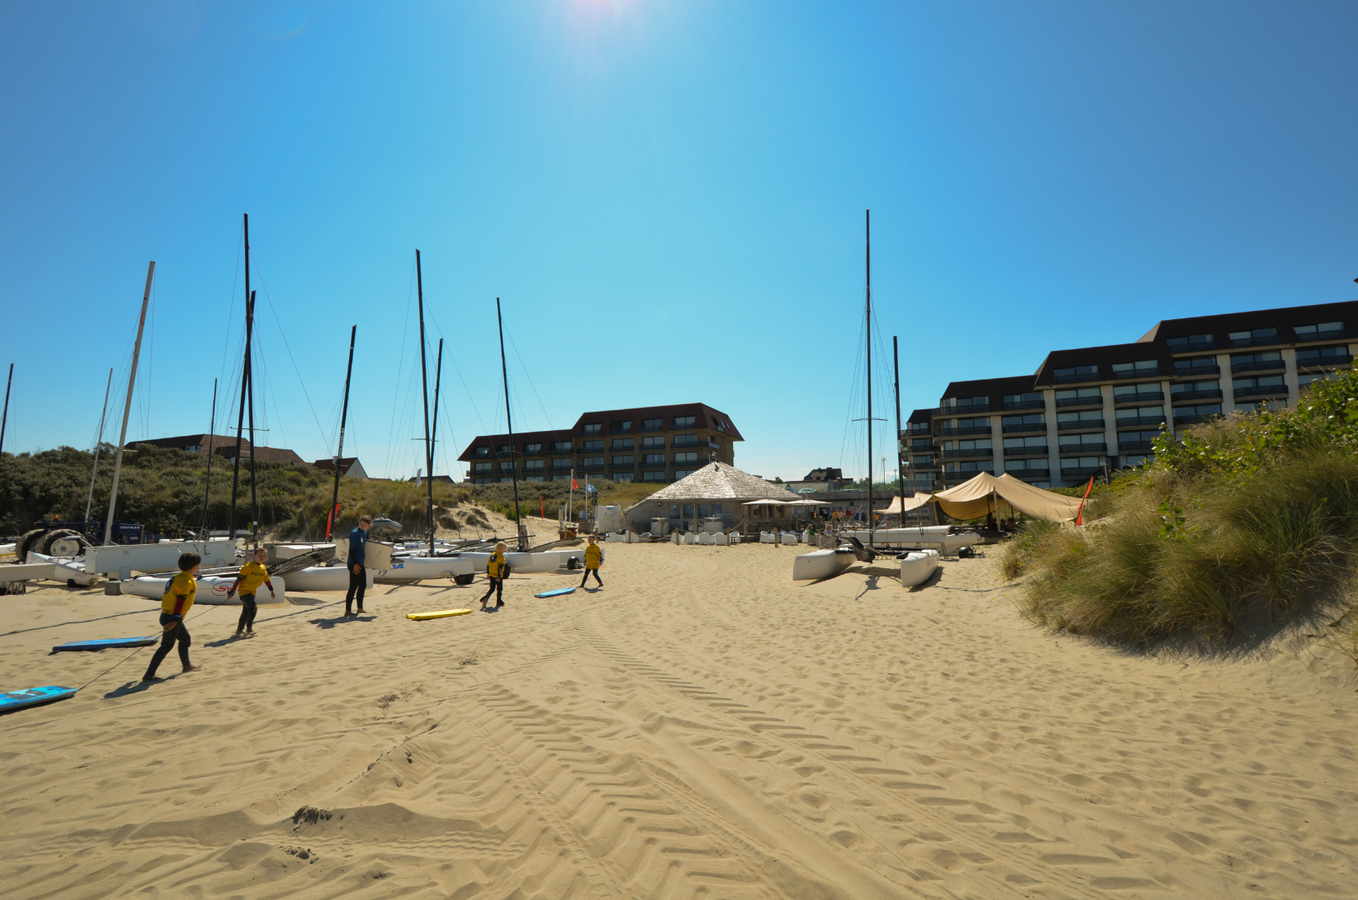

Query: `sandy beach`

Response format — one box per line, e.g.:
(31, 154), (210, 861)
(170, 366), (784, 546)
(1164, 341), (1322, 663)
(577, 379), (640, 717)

(1, 542), (1355, 899)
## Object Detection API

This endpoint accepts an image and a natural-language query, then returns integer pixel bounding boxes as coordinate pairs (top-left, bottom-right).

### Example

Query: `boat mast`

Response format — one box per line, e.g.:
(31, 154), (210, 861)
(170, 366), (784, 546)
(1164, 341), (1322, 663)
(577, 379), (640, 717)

(416, 250), (435, 557)
(496, 298), (526, 551)
(104, 261), (155, 546)
(865, 209), (873, 547)
(0, 362), (12, 458)
(328, 325), (356, 541)
(245, 289), (260, 548)
(429, 338), (444, 555)
(229, 214), (251, 541)
(84, 367), (113, 522)
(200, 378), (217, 537)
(893, 335), (906, 525)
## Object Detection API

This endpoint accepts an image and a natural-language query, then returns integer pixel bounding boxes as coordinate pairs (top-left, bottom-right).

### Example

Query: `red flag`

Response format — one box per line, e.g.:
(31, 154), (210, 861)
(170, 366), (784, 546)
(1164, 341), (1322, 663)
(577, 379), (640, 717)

(1075, 477), (1094, 526)
(325, 502), (343, 539)
(572, 478), (579, 489)
(540, 496), (545, 518)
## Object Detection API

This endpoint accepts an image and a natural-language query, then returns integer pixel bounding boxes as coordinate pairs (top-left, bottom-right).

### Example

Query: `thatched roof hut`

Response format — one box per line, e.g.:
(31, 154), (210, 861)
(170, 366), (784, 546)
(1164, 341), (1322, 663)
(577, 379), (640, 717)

(624, 462), (802, 529)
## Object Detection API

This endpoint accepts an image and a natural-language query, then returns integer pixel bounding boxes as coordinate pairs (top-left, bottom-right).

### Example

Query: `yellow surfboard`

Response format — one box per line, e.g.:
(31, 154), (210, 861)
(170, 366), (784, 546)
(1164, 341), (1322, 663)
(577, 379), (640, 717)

(406, 608), (474, 621)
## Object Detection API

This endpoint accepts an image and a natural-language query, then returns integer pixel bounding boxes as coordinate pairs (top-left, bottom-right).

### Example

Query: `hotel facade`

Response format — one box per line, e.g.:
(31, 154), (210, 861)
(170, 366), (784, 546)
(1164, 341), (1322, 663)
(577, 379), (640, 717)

(906, 301), (1356, 491)
(456, 402), (741, 485)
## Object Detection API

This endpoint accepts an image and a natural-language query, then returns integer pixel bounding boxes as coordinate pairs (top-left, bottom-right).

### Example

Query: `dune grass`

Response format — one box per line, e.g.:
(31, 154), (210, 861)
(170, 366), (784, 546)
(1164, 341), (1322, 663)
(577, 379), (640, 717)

(1007, 368), (1358, 647)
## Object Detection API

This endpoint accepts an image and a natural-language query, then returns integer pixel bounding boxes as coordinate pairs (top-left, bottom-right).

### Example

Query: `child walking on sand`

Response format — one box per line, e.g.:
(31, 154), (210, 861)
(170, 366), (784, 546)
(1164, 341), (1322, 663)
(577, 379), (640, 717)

(226, 547), (275, 637)
(480, 542), (510, 610)
(143, 552), (203, 682)
(580, 535), (603, 588)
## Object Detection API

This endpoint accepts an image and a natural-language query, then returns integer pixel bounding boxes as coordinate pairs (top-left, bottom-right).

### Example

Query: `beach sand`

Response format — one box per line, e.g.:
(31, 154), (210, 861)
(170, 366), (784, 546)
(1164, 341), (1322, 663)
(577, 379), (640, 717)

(1, 542), (1355, 898)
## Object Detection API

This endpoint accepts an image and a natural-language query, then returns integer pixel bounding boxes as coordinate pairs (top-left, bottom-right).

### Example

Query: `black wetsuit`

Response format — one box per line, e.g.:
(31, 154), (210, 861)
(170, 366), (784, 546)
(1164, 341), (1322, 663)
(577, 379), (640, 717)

(144, 614), (191, 679)
(236, 595), (258, 632)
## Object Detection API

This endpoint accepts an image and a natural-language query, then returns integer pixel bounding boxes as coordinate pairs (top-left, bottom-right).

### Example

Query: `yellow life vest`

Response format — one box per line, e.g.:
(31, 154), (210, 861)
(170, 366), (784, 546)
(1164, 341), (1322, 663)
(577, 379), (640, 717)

(486, 552), (508, 579)
(584, 544), (602, 569)
(235, 561), (271, 595)
(161, 572), (197, 617)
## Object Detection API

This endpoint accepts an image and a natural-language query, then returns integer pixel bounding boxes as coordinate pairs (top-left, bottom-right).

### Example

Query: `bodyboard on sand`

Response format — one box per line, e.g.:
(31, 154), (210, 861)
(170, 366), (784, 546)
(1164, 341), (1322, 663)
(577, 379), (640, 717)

(406, 609), (473, 621)
(53, 637), (156, 652)
(1, 686), (77, 713)
(534, 587), (577, 599)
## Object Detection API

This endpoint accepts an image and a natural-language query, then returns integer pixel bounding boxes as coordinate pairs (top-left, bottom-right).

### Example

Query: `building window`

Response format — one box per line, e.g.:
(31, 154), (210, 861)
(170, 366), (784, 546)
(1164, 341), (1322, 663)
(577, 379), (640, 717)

(641, 417), (663, 431)
(611, 438), (634, 450)
(1174, 356), (1219, 375)
(1111, 359), (1161, 378)
(674, 451), (699, 464)
(673, 469), (695, 480)
(474, 447), (490, 457)
(1123, 454), (1153, 467)
(582, 423), (601, 435)
(940, 396), (989, 411)
(1113, 382), (1162, 399)
(499, 477), (514, 483)
(641, 436), (665, 449)
(1228, 327), (1278, 346)
(1172, 379), (1219, 394)
(1174, 403), (1222, 420)
(499, 462), (515, 472)
(1236, 399), (1286, 413)
(613, 420), (632, 432)
(611, 454), (633, 467)
(1057, 409), (1104, 425)
(673, 434), (699, 448)
(911, 437), (932, 450)
(1002, 392), (1043, 408)
(673, 415), (696, 428)
(1295, 321), (1345, 340)
(1117, 429), (1161, 446)
(498, 444), (512, 454)
(643, 471), (667, 482)
(473, 477), (492, 485)
(1054, 365), (1098, 382)
(913, 454), (933, 465)
(613, 472), (635, 482)
(552, 474), (572, 481)
(643, 453), (665, 466)
(1114, 405), (1165, 423)
(1001, 413), (1044, 428)
(1166, 333), (1214, 350)
(525, 475), (544, 482)
(524, 442), (542, 454)
(549, 440), (572, 452)
(1059, 433), (1105, 450)
(1060, 456), (1105, 470)
(582, 439), (603, 452)
(472, 462), (491, 473)
(1002, 436), (1048, 450)
(524, 459), (544, 471)
(1055, 387), (1102, 405)
(582, 456), (603, 468)
(1004, 457), (1048, 471)
(1295, 345), (1351, 367)
(551, 457), (571, 469)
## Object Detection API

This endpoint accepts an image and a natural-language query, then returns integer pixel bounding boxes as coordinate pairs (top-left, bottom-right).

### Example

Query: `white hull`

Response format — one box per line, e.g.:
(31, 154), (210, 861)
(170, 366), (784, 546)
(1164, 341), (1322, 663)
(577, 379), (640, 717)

(792, 548), (857, 581)
(21, 553), (101, 586)
(84, 539), (237, 576)
(285, 566), (375, 592)
(379, 549), (584, 583)
(899, 549), (940, 587)
(122, 574), (288, 605)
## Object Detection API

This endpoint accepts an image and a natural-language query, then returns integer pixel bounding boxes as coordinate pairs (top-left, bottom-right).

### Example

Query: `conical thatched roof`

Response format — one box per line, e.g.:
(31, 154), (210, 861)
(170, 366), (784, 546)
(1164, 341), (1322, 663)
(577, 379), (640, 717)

(627, 462), (801, 512)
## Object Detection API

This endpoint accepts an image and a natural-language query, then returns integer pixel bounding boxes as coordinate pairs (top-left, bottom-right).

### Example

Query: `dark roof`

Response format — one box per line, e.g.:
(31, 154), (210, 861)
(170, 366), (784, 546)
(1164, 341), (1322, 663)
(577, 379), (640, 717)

(939, 375), (1041, 402)
(1032, 343), (1175, 387)
(799, 468), (844, 482)
(456, 429), (576, 462)
(1138, 300), (1357, 343)
(210, 445), (308, 466)
(571, 403), (743, 441)
(313, 457), (361, 475)
(907, 408), (936, 425)
(137, 434), (243, 452)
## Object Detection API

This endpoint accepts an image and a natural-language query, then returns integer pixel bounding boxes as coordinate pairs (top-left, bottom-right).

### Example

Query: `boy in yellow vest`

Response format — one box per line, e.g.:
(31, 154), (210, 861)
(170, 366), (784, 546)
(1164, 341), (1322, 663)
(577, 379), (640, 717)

(580, 535), (603, 588)
(143, 551), (203, 682)
(226, 546), (275, 637)
(480, 542), (510, 610)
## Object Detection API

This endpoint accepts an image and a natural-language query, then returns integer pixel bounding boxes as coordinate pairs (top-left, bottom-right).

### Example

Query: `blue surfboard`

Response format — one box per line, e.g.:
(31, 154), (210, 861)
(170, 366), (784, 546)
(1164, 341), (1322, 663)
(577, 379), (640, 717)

(53, 637), (157, 653)
(1, 686), (77, 714)
(534, 587), (577, 599)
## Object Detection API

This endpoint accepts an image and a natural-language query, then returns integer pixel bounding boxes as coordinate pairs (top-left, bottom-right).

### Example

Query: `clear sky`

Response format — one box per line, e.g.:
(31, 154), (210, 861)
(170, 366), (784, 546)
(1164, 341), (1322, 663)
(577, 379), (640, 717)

(3, 0), (1356, 483)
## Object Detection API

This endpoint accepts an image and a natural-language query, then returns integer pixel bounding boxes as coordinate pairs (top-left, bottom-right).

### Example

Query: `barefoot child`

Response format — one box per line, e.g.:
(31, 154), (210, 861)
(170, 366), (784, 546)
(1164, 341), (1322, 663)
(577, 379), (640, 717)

(143, 551), (203, 682)
(580, 535), (603, 588)
(479, 542), (510, 610)
(226, 547), (275, 637)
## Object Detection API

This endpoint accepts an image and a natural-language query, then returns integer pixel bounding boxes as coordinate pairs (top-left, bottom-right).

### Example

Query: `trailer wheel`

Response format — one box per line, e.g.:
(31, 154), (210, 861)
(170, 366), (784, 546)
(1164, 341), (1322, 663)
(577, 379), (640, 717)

(453, 573), (475, 585)
(15, 528), (47, 562)
(36, 529), (82, 557)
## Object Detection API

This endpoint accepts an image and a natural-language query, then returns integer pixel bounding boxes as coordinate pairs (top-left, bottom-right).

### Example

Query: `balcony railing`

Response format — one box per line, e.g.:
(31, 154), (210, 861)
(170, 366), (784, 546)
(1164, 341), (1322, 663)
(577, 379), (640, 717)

(638, 424), (664, 433)
(936, 425), (992, 437)
(1057, 419), (1105, 432)
(579, 462), (604, 472)
(1007, 468), (1050, 481)
(939, 400), (990, 413)
(1296, 353), (1353, 369)
(1169, 389), (1223, 403)
(672, 437), (700, 448)
(1061, 466), (1106, 479)
(1230, 359), (1286, 374)
(550, 462), (572, 471)
(1113, 415), (1167, 429)
(1117, 440), (1155, 454)
(942, 468), (993, 482)
(1001, 422), (1046, 434)
(1001, 399), (1045, 411)
(1230, 335), (1282, 348)
(1113, 390), (1164, 405)
(1111, 367), (1163, 380)
(1295, 329), (1353, 342)
(1167, 340), (1220, 353)
(941, 447), (994, 459)
(1174, 413), (1217, 427)
(1059, 442), (1107, 455)
(1174, 363), (1220, 376)
(1054, 372), (1100, 384)
(640, 460), (666, 469)
(1055, 396), (1103, 409)
(1232, 385), (1290, 400)
(1002, 445), (1049, 458)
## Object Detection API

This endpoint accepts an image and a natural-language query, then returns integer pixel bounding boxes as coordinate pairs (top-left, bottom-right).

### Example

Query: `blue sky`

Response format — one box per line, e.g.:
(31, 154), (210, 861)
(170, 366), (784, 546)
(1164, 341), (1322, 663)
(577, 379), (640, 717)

(3, 0), (1356, 482)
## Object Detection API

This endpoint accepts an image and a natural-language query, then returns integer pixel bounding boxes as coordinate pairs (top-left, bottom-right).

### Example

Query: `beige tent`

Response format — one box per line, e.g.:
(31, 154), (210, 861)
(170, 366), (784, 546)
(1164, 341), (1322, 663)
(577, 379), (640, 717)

(920, 472), (1083, 522)
(873, 493), (934, 514)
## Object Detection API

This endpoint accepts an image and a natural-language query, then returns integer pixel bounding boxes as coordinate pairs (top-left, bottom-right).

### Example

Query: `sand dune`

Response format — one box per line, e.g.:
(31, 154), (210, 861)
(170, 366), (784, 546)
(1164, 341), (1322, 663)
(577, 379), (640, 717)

(2, 542), (1355, 898)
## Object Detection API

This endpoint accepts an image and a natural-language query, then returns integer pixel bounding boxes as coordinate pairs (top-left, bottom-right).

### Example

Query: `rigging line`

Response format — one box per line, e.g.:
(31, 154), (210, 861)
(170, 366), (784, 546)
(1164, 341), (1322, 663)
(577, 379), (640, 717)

(217, 231), (243, 406)
(385, 257), (418, 476)
(426, 310), (488, 434)
(507, 330), (553, 430)
(838, 312), (868, 469)
(247, 256), (330, 449)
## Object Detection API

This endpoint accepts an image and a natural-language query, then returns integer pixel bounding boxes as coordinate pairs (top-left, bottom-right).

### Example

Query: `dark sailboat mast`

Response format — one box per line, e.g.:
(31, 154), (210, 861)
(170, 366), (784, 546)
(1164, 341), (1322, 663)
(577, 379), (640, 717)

(245, 289), (260, 548)
(104, 262), (155, 546)
(865, 209), (874, 547)
(496, 298), (526, 551)
(328, 325), (357, 541)
(893, 335), (907, 522)
(430, 337), (444, 553)
(229, 214), (252, 541)
(416, 250), (436, 557)
(200, 378), (217, 536)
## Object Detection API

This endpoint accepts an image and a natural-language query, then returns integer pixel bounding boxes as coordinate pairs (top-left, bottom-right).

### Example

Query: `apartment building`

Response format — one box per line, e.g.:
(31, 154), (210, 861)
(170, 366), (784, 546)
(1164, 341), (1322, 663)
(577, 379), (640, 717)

(906, 301), (1356, 490)
(457, 403), (741, 485)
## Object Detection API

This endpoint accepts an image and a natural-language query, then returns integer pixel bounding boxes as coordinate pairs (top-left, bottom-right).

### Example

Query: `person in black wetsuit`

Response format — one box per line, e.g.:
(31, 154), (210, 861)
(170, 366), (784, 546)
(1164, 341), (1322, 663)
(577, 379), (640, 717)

(480, 542), (509, 610)
(346, 515), (372, 617)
